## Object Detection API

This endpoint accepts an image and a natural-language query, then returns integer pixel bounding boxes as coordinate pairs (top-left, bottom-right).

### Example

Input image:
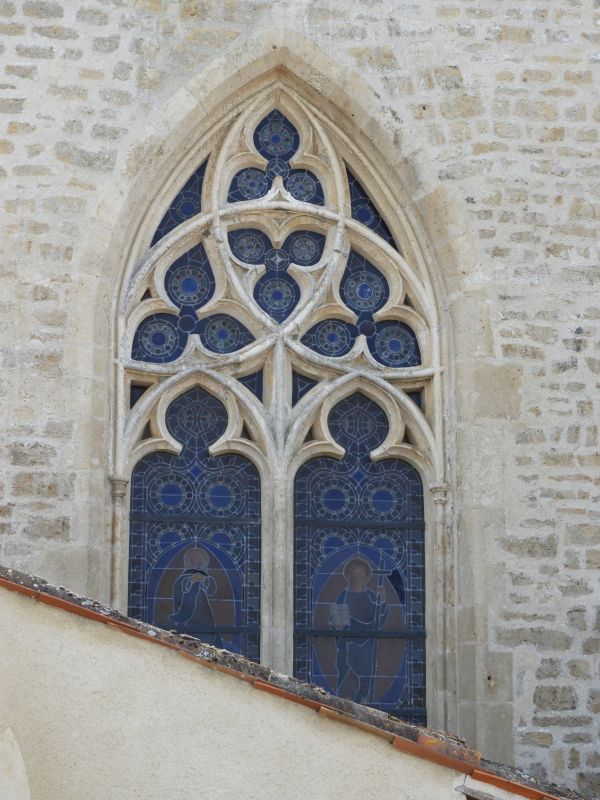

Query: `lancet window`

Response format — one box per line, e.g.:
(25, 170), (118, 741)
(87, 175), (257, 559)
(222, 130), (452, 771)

(116, 89), (440, 725)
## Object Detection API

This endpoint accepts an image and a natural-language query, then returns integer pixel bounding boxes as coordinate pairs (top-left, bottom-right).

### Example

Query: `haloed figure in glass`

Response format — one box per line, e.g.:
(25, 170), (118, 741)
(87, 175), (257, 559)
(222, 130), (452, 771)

(169, 546), (222, 647)
(331, 557), (389, 704)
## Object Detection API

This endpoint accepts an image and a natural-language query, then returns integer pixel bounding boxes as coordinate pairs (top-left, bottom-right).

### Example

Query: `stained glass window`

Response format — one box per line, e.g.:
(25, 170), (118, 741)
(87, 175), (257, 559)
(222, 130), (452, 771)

(123, 101), (434, 723)
(128, 388), (261, 661)
(294, 394), (426, 723)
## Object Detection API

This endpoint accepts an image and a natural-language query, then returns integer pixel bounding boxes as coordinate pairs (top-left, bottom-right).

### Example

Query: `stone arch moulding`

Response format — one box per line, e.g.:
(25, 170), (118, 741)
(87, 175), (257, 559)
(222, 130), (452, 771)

(107, 38), (455, 732)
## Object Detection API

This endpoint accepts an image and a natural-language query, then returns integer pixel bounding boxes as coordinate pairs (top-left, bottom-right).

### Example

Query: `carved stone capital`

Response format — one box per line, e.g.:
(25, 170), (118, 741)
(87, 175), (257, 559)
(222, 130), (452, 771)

(110, 477), (129, 499)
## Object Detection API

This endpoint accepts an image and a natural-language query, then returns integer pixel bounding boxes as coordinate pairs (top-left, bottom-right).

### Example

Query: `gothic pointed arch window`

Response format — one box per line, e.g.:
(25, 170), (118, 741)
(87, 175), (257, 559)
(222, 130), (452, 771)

(115, 84), (443, 726)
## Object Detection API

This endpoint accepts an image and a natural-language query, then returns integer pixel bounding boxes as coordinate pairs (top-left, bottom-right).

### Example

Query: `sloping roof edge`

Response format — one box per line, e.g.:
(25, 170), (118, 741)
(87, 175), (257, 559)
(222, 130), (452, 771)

(0, 565), (581, 800)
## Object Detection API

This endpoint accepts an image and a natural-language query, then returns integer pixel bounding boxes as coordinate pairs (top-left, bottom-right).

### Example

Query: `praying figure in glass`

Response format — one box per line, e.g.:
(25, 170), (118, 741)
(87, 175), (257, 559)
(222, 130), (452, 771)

(170, 547), (222, 647)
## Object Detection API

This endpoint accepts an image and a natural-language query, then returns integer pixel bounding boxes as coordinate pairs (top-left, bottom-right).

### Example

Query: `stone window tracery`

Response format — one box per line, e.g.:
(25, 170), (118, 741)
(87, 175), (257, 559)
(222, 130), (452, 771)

(115, 87), (442, 725)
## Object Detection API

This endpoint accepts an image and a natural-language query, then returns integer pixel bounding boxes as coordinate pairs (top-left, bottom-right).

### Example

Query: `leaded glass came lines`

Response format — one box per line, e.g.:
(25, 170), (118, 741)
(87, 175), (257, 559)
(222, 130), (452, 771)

(151, 160), (207, 246)
(128, 388), (261, 661)
(294, 394), (426, 724)
(123, 98), (434, 713)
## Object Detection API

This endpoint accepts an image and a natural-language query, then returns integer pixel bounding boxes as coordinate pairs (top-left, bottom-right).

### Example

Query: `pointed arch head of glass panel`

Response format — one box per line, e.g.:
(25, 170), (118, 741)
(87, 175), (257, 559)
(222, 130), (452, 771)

(128, 387), (261, 662)
(294, 393), (426, 724)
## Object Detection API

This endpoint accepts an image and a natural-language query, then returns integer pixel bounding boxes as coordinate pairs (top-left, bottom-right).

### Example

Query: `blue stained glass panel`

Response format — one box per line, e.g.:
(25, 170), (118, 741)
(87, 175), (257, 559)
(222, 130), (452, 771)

(229, 229), (271, 264)
(164, 243), (215, 309)
(228, 168), (271, 203)
(301, 319), (356, 358)
(284, 169), (325, 206)
(128, 387), (261, 661)
(294, 393), (426, 724)
(253, 110), (300, 161)
(340, 251), (389, 315)
(347, 169), (399, 252)
(238, 370), (264, 401)
(228, 228), (325, 323)
(301, 248), (420, 369)
(132, 313), (187, 363)
(371, 321), (420, 368)
(151, 160), (207, 246)
(198, 314), (254, 354)
(228, 111), (325, 206)
(292, 371), (318, 405)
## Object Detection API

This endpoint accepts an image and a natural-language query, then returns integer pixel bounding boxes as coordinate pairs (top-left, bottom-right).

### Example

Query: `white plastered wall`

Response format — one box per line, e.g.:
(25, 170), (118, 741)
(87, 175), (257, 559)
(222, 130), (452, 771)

(0, 585), (464, 800)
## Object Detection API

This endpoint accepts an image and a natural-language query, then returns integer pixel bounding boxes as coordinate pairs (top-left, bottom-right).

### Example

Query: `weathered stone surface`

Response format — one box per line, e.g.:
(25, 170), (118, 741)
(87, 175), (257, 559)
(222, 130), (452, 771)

(0, 4), (598, 797)
(534, 686), (578, 711)
(497, 628), (572, 651)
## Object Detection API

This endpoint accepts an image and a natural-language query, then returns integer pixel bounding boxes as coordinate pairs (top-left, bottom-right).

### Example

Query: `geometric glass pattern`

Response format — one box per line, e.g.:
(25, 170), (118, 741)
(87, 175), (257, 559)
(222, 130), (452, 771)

(238, 370), (264, 401)
(301, 250), (421, 368)
(292, 371), (318, 405)
(151, 160), (207, 247)
(128, 388), (260, 661)
(347, 169), (398, 251)
(131, 240), (255, 363)
(228, 111), (324, 206)
(229, 228), (325, 323)
(294, 393), (426, 724)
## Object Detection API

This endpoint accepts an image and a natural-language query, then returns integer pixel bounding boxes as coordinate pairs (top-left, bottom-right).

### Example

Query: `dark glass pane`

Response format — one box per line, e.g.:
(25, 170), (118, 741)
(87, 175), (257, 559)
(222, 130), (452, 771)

(407, 391), (422, 410)
(228, 112), (324, 206)
(370, 321), (420, 368)
(130, 383), (150, 408)
(228, 168), (271, 203)
(151, 160), (207, 246)
(340, 250), (389, 315)
(229, 228), (325, 323)
(301, 319), (356, 357)
(132, 313), (186, 363)
(164, 243), (215, 310)
(282, 230), (325, 266)
(347, 169), (399, 251)
(253, 110), (300, 161)
(292, 372), (317, 405)
(198, 314), (254, 354)
(284, 169), (325, 206)
(229, 229), (271, 264)
(238, 370), (264, 401)
(254, 271), (300, 323)
(128, 387), (261, 661)
(294, 393), (426, 723)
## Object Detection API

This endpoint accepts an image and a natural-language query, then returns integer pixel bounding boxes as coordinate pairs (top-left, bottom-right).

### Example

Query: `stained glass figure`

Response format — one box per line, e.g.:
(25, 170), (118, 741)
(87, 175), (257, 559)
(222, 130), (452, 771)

(228, 110), (324, 206)
(292, 371), (318, 405)
(128, 387), (261, 660)
(238, 370), (264, 401)
(347, 169), (398, 251)
(301, 250), (421, 368)
(294, 393), (426, 723)
(228, 228), (325, 323)
(151, 160), (207, 246)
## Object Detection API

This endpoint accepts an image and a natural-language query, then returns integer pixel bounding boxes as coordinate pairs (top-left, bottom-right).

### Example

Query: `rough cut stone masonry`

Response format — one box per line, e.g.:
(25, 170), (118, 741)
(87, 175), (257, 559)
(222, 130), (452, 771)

(0, 1), (599, 796)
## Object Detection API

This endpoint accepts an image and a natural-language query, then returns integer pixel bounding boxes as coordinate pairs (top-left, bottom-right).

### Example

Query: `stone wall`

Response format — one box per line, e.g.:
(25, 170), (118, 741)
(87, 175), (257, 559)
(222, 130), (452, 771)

(0, 1), (598, 795)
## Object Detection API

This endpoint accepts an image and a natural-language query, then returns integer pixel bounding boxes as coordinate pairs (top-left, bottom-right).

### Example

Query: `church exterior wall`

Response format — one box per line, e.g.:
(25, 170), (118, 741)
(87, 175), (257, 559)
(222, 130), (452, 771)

(0, 1), (598, 795)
